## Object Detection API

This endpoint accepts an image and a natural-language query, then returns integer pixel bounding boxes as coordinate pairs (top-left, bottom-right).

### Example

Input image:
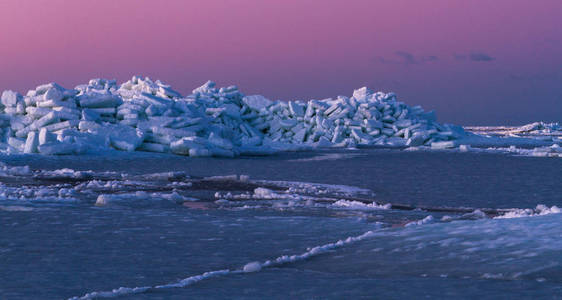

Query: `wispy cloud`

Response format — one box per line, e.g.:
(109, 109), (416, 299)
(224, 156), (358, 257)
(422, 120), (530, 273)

(509, 71), (559, 81)
(454, 52), (495, 62)
(376, 51), (438, 65)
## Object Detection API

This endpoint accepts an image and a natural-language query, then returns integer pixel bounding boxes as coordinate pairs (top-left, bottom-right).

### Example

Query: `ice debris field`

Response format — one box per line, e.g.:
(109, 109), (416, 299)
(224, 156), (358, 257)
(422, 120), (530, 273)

(0, 76), (560, 157)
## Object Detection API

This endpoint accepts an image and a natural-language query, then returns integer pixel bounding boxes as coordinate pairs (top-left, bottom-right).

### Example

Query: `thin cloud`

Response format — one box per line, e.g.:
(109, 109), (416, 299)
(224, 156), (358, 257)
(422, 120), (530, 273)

(376, 51), (438, 65)
(394, 51), (416, 64)
(453, 54), (467, 61)
(509, 71), (559, 81)
(454, 52), (495, 62)
(469, 52), (495, 61)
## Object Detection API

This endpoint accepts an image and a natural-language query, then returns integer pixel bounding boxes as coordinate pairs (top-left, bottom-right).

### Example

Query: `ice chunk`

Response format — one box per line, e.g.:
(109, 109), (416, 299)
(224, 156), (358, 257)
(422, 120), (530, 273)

(352, 87), (372, 102)
(1, 90), (22, 107)
(39, 128), (56, 145)
(243, 262), (262, 273)
(406, 133), (427, 147)
(209, 147), (235, 157)
(315, 137), (333, 147)
(26, 107), (52, 118)
(138, 142), (169, 153)
(43, 88), (63, 102)
(405, 215), (434, 227)
(189, 147), (212, 157)
(35, 82), (64, 95)
(288, 101), (305, 117)
(31, 112), (60, 130)
(151, 126), (197, 138)
(170, 137), (208, 155)
(431, 141), (456, 149)
(279, 119), (297, 129)
(81, 109), (101, 121)
(79, 93), (122, 108)
(208, 132), (233, 149)
(43, 120), (79, 132)
(78, 121), (102, 132)
(394, 119), (413, 128)
(38, 141), (76, 155)
(7, 137), (25, 151)
(24, 131), (39, 153)
(108, 125), (145, 152)
(242, 95), (272, 111)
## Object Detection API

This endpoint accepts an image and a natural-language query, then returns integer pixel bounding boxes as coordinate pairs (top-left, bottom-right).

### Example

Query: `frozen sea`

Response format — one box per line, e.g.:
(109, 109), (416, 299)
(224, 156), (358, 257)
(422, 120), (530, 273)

(0, 149), (561, 299)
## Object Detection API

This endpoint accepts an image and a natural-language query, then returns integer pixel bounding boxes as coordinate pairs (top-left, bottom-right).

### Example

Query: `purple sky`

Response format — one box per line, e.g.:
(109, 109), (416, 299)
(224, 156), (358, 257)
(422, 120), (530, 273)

(0, 0), (560, 125)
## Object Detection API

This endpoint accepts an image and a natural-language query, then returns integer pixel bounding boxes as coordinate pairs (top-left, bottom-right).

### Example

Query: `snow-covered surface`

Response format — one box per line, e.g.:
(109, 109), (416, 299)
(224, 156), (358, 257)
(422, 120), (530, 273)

(457, 122), (562, 157)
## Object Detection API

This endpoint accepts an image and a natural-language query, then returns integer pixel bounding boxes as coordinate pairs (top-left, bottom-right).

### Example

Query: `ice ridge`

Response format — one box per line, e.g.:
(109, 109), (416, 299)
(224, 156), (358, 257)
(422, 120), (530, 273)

(0, 76), (465, 157)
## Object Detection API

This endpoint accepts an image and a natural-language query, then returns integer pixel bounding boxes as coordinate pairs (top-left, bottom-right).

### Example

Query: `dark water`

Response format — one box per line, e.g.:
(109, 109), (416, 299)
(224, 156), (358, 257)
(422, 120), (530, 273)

(4, 149), (561, 208)
(0, 150), (561, 299)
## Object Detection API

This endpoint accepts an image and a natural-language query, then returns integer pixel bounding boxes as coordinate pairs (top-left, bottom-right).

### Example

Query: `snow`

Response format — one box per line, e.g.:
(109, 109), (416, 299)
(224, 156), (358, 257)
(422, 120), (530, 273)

(95, 191), (197, 206)
(250, 180), (373, 197)
(252, 187), (281, 199)
(243, 262), (262, 273)
(407, 137), (561, 158)
(405, 215), (434, 227)
(495, 205), (561, 219)
(332, 200), (391, 210)
(465, 122), (561, 138)
(0, 162), (31, 176)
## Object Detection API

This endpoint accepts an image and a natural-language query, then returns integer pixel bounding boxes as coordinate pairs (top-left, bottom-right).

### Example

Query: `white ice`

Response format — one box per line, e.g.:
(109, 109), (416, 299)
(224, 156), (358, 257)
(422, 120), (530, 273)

(0, 76), (478, 157)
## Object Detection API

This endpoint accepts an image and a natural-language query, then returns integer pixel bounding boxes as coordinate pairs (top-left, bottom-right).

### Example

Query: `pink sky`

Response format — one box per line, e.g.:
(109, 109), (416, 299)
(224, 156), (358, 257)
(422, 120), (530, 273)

(0, 0), (560, 124)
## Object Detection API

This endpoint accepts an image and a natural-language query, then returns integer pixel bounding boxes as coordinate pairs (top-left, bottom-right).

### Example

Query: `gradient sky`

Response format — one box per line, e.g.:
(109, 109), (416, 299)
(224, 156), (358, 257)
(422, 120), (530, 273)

(0, 0), (560, 125)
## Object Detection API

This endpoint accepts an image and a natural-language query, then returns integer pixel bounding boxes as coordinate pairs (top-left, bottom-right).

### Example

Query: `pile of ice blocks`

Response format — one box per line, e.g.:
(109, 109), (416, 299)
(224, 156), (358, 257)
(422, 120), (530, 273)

(0, 76), (465, 156)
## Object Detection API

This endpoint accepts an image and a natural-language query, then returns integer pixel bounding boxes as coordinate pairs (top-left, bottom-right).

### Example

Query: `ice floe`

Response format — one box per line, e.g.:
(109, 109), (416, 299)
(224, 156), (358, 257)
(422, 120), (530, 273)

(405, 215), (434, 227)
(332, 200), (391, 210)
(494, 204), (561, 219)
(94, 191), (197, 206)
(407, 140), (562, 158)
(465, 122), (561, 139)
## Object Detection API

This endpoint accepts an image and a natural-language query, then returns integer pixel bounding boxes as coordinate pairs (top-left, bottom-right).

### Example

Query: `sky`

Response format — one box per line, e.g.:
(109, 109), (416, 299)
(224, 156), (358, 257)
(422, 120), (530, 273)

(0, 0), (560, 125)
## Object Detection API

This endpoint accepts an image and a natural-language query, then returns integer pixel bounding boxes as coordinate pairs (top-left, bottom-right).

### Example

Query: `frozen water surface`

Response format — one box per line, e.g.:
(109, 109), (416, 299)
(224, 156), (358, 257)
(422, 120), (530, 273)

(0, 150), (560, 299)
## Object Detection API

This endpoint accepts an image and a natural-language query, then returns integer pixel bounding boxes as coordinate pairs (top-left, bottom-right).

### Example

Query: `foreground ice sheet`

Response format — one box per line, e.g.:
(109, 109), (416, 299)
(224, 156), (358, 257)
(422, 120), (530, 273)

(67, 212), (562, 300)
(69, 229), (381, 300)
(1, 151), (560, 299)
